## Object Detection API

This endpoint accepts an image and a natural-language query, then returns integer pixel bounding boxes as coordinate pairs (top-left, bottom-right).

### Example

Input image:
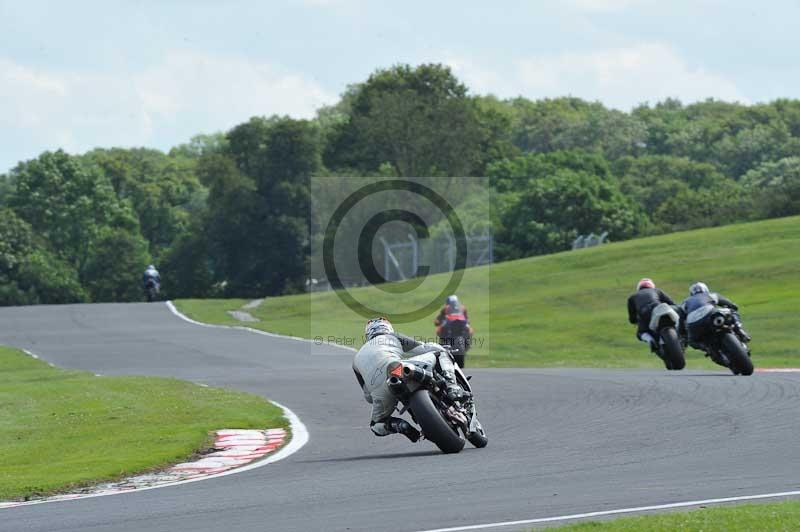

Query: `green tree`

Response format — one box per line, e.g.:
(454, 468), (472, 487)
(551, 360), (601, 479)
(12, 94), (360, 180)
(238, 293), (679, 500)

(652, 180), (751, 231)
(713, 122), (799, 178)
(742, 157), (800, 218)
(84, 148), (206, 261)
(197, 117), (318, 296)
(510, 97), (647, 160)
(169, 132), (229, 159)
(497, 170), (646, 258)
(615, 155), (727, 216)
(160, 224), (216, 299)
(82, 228), (151, 302)
(488, 150), (613, 193)
(324, 64), (484, 176)
(8, 150), (142, 280)
(0, 208), (85, 305)
(472, 95), (520, 174)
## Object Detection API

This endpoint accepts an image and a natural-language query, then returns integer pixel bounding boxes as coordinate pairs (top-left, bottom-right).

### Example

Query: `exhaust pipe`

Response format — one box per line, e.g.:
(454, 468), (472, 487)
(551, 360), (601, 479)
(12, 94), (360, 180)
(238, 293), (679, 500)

(387, 375), (406, 395)
(403, 364), (435, 385)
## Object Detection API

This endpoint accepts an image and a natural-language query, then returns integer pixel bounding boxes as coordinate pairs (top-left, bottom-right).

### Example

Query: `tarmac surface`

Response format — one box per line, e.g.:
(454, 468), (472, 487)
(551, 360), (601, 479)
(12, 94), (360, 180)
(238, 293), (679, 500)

(1, 302), (798, 531)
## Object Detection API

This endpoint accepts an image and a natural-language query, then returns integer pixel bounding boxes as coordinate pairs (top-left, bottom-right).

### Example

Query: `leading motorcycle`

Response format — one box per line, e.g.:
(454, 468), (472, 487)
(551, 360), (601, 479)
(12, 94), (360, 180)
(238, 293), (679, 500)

(438, 318), (471, 368)
(144, 279), (159, 302)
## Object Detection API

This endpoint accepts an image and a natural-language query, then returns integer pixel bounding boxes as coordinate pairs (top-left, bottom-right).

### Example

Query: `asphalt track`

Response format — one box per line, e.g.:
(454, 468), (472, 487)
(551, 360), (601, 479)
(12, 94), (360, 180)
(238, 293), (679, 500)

(1, 303), (799, 532)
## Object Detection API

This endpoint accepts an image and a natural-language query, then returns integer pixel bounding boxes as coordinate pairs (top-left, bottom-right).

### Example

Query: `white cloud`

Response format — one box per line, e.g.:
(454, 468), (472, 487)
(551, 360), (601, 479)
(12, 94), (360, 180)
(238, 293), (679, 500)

(0, 51), (335, 171)
(437, 53), (516, 96)
(136, 50), (334, 124)
(567, 0), (653, 12)
(442, 44), (747, 110)
(514, 43), (747, 108)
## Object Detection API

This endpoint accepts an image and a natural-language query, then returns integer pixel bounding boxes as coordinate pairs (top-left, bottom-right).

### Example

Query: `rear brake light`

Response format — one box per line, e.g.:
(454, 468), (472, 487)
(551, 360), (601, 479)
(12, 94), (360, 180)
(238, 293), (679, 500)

(388, 362), (403, 377)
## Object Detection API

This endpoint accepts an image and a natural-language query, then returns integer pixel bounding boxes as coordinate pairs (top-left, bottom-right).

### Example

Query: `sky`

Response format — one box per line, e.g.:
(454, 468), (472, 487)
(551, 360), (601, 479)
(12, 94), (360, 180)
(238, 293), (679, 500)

(2, 0), (799, 173)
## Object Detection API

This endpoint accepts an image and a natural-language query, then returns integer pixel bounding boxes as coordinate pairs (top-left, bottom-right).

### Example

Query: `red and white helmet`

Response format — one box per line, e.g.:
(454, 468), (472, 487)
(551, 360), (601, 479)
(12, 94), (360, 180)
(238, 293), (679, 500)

(636, 278), (655, 290)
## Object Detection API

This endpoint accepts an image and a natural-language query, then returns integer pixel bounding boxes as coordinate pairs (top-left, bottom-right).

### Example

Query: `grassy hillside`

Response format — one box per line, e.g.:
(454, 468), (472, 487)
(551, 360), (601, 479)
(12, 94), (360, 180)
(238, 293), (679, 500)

(177, 216), (800, 368)
(0, 346), (286, 500)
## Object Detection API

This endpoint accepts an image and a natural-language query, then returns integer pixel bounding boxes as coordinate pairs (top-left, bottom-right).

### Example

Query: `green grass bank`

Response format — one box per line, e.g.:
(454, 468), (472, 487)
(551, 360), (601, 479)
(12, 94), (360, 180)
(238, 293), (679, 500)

(0, 345), (286, 500)
(176, 215), (800, 368)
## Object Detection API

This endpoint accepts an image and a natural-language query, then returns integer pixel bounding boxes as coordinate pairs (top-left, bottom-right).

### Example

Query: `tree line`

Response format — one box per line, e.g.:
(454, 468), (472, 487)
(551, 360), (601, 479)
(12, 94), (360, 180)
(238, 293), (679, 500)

(2, 63), (799, 305)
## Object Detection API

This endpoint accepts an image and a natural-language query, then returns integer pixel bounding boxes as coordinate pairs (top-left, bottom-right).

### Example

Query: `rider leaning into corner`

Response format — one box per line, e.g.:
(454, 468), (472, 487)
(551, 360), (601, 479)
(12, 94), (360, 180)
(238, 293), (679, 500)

(627, 278), (677, 352)
(681, 281), (752, 352)
(352, 317), (467, 442)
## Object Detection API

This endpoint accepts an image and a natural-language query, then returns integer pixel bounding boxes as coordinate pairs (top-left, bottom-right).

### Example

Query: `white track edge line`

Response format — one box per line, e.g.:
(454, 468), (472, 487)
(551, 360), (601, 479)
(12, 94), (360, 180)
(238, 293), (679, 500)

(1, 325), (311, 511)
(415, 490), (800, 532)
(1, 404), (307, 510)
(165, 300), (357, 352)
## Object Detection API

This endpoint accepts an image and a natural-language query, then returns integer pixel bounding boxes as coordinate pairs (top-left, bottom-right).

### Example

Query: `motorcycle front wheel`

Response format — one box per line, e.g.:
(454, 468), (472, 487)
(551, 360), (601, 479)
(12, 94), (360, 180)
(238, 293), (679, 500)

(453, 335), (467, 368)
(409, 390), (465, 454)
(467, 426), (488, 448)
(722, 333), (754, 376)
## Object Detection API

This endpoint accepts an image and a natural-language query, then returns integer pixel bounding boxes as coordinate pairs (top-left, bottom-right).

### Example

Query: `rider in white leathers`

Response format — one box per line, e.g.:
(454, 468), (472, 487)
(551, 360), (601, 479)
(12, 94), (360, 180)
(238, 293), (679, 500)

(353, 317), (465, 441)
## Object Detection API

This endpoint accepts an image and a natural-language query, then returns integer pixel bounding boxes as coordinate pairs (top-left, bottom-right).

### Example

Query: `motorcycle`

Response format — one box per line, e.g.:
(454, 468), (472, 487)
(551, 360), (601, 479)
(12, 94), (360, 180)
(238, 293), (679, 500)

(144, 279), (159, 302)
(386, 343), (487, 454)
(648, 303), (686, 370)
(438, 318), (471, 368)
(700, 307), (754, 376)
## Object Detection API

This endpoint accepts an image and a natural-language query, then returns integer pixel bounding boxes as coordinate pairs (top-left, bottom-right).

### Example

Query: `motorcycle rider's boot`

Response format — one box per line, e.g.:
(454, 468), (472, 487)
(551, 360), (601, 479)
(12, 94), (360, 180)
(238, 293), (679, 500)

(735, 324), (752, 343)
(437, 351), (468, 401)
(638, 332), (658, 354)
(446, 384), (468, 402)
(387, 417), (420, 442)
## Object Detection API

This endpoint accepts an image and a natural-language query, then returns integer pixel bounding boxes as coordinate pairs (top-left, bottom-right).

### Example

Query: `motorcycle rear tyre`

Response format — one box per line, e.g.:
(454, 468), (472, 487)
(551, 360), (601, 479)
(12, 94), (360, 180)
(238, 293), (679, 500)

(409, 390), (465, 454)
(660, 327), (686, 370)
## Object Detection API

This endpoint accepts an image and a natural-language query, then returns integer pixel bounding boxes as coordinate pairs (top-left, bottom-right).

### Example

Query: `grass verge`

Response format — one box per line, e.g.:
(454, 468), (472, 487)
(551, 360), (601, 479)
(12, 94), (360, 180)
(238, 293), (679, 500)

(0, 345), (286, 500)
(554, 501), (800, 531)
(176, 216), (800, 368)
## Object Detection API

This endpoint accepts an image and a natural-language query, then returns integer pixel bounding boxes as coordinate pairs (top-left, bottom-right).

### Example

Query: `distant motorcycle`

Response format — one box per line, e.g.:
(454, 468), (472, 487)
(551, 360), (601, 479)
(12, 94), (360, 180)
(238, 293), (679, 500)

(386, 343), (487, 454)
(699, 307), (754, 376)
(648, 303), (686, 370)
(144, 279), (159, 302)
(438, 318), (471, 368)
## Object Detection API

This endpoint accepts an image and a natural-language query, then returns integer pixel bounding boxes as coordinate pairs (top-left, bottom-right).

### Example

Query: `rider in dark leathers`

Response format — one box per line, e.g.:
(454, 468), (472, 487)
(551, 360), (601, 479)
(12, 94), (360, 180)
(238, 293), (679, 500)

(434, 295), (473, 354)
(627, 278), (676, 352)
(680, 282), (751, 352)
